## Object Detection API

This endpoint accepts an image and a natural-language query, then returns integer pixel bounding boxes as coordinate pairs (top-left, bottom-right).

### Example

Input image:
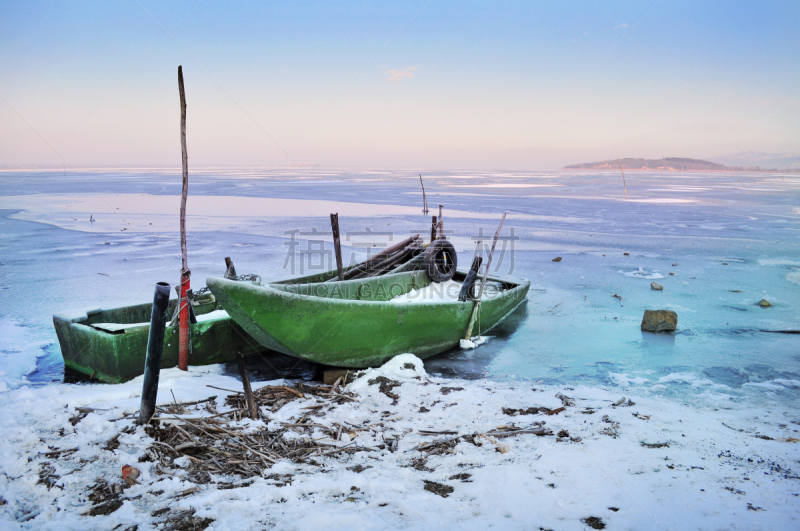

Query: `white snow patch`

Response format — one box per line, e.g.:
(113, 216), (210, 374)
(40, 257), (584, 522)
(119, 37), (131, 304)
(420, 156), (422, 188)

(460, 336), (489, 349)
(620, 267), (665, 280)
(758, 258), (800, 267)
(0, 320), (49, 392)
(658, 372), (718, 387)
(609, 372), (649, 386)
(195, 309), (229, 322)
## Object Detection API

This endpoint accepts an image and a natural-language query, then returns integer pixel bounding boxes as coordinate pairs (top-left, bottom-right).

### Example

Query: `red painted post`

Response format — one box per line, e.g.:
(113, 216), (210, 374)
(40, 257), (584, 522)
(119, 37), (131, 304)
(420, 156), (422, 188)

(178, 269), (190, 371)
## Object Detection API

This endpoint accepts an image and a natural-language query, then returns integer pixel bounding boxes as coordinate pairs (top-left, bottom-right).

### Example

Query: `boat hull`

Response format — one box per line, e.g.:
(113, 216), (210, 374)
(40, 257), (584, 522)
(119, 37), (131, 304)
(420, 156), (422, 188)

(53, 267), (370, 383)
(207, 270), (530, 368)
(54, 299), (265, 384)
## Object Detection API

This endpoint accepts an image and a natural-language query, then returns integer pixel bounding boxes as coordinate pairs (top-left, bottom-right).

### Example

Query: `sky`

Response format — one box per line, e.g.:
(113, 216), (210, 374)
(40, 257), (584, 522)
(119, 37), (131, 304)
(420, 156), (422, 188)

(1, 0), (799, 170)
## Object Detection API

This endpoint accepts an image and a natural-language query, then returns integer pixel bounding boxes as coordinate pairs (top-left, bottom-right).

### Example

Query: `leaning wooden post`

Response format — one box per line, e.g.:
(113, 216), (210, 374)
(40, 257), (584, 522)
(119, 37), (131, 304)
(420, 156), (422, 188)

(617, 158), (629, 200)
(438, 205), (444, 239)
(464, 213), (506, 340)
(236, 352), (258, 420)
(330, 213), (344, 281)
(419, 174), (429, 214)
(177, 65), (190, 371)
(138, 282), (171, 425)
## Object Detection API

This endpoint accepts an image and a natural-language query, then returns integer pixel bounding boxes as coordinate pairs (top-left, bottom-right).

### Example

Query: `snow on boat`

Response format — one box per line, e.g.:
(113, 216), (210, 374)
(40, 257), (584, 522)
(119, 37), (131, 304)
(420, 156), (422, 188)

(205, 269), (530, 368)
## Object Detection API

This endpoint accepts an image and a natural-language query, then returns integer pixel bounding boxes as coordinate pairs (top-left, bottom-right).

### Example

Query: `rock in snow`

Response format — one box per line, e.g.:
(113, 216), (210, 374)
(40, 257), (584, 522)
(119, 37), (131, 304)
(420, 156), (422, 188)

(641, 309), (677, 332)
(758, 299), (772, 308)
(650, 282), (663, 290)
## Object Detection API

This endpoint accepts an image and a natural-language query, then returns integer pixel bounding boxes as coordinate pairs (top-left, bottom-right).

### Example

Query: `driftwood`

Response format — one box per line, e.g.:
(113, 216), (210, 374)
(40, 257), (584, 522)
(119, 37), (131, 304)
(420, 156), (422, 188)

(334, 235), (422, 281)
(359, 243), (424, 278)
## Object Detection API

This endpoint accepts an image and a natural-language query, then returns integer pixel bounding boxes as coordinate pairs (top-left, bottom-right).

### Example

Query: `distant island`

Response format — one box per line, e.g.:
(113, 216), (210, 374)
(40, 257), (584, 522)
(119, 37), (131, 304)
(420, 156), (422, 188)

(565, 157), (727, 171)
(564, 157), (799, 172)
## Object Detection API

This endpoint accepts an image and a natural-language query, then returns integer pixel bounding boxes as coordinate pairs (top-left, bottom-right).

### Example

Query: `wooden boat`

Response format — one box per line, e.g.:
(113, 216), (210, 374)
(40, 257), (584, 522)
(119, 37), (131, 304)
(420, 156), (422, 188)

(206, 269), (530, 368)
(54, 239), (426, 383)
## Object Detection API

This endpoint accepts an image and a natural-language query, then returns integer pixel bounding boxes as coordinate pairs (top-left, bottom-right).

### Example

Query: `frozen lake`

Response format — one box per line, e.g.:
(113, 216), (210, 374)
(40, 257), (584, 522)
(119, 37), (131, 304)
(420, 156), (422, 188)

(1, 168), (799, 408)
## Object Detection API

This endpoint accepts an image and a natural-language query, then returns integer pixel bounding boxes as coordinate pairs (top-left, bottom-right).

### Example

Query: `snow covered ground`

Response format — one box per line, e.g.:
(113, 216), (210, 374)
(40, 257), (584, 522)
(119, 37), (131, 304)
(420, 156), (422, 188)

(0, 356), (798, 529)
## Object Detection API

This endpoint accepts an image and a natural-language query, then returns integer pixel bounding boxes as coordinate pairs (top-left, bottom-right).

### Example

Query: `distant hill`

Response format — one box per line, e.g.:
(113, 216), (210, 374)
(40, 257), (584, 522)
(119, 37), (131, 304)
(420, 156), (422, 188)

(565, 157), (728, 171)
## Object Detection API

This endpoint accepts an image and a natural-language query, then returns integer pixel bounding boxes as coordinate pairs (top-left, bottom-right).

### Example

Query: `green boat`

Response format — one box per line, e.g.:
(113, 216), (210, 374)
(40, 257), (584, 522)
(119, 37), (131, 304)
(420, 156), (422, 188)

(205, 269), (530, 368)
(54, 243), (426, 383)
(53, 269), (334, 384)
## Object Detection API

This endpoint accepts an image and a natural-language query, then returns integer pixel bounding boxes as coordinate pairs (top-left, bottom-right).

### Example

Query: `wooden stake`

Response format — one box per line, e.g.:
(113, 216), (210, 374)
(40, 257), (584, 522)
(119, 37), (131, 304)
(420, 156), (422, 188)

(177, 65), (191, 371)
(330, 213), (344, 281)
(438, 205), (444, 240)
(430, 215), (437, 243)
(224, 256), (237, 279)
(464, 213), (506, 340)
(617, 158), (628, 200)
(236, 352), (258, 420)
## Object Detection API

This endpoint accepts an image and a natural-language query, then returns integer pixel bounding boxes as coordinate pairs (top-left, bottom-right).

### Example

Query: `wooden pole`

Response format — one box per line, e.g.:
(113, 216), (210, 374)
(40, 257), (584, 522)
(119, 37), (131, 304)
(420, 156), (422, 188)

(438, 205), (444, 240)
(177, 65), (190, 371)
(419, 174), (429, 214)
(430, 215), (437, 243)
(617, 158), (628, 200)
(138, 282), (171, 425)
(179, 66), (189, 273)
(464, 213), (506, 340)
(235, 352), (258, 420)
(330, 213), (344, 281)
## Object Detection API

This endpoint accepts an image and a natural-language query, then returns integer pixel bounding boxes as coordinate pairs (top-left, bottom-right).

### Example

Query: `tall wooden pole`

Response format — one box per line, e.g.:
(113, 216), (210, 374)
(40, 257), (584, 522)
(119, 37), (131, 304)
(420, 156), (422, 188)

(464, 213), (506, 340)
(178, 66), (190, 371)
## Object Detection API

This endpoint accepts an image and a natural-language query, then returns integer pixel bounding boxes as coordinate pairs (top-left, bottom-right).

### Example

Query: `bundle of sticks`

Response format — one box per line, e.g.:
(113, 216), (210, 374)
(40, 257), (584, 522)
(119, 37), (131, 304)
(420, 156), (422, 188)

(332, 234), (424, 281)
(143, 382), (363, 483)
